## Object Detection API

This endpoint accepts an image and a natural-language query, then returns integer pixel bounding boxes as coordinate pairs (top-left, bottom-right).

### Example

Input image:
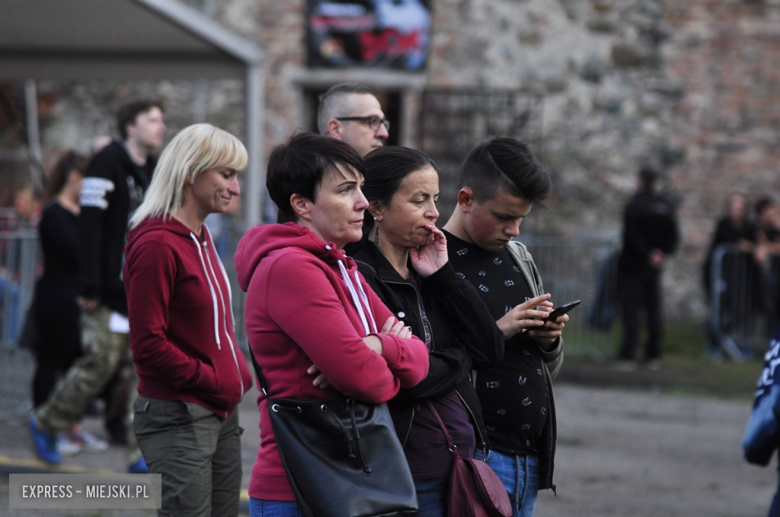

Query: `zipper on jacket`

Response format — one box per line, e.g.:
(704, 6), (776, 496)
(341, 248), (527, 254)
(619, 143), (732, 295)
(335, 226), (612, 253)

(541, 357), (557, 493)
(401, 406), (415, 447)
(203, 240), (245, 402)
(192, 236), (221, 350)
(384, 279), (435, 351)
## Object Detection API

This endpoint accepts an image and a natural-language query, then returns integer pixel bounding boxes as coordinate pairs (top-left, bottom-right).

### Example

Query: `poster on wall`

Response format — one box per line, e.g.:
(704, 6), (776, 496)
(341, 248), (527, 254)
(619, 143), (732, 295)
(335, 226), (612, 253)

(307, 0), (431, 70)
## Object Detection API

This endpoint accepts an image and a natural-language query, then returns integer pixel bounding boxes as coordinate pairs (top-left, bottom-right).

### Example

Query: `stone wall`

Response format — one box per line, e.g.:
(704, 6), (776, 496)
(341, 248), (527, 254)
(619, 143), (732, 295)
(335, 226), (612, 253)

(3, 0), (780, 319)
(426, 0), (691, 310)
(665, 0), (780, 315)
(425, 0), (780, 317)
(0, 78), (246, 202)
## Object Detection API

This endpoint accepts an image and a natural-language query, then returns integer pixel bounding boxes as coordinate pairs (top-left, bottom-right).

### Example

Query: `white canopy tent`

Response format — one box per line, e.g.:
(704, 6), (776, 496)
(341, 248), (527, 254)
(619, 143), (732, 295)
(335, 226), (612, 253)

(0, 0), (265, 226)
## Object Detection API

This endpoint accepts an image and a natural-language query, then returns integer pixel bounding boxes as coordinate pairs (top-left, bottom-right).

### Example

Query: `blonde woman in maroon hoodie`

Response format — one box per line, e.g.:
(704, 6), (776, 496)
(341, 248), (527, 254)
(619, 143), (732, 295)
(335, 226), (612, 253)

(124, 123), (253, 517)
(235, 132), (430, 517)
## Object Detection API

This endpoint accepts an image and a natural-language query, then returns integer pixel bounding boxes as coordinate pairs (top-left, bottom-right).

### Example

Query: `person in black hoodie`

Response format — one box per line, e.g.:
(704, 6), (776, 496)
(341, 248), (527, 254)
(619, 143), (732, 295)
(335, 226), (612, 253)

(351, 146), (504, 517)
(615, 167), (679, 370)
(30, 100), (165, 472)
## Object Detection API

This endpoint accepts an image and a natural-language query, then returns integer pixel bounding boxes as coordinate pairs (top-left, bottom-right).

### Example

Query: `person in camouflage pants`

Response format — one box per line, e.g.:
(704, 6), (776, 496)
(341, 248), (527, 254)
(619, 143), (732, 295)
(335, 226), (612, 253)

(33, 305), (141, 466)
(30, 100), (165, 471)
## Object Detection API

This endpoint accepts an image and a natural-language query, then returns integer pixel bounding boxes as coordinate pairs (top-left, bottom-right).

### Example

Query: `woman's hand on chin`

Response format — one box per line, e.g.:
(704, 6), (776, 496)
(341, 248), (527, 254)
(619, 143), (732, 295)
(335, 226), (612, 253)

(410, 225), (448, 277)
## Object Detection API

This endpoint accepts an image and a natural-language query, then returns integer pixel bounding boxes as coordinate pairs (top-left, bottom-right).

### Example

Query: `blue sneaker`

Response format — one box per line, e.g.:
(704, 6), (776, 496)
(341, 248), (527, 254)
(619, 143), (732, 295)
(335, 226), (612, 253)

(29, 417), (62, 465)
(127, 457), (149, 473)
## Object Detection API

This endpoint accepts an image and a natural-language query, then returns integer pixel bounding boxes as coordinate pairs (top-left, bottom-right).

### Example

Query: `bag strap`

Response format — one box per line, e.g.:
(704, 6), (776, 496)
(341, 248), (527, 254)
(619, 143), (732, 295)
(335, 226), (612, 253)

(247, 346), (269, 396)
(427, 401), (460, 459)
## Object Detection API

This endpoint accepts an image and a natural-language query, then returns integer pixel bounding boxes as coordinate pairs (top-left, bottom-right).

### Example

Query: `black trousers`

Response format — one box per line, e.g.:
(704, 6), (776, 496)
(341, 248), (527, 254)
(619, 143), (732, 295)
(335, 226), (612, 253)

(617, 269), (662, 361)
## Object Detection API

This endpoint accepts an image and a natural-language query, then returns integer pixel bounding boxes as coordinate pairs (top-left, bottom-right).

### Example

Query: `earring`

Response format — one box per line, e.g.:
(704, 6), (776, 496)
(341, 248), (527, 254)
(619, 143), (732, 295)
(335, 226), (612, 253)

(373, 222), (380, 246)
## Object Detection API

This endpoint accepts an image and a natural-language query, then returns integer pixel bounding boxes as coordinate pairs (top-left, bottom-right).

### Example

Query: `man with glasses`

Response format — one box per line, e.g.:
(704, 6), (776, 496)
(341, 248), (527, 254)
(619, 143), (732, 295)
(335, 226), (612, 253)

(317, 82), (389, 157)
(276, 83), (390, 224)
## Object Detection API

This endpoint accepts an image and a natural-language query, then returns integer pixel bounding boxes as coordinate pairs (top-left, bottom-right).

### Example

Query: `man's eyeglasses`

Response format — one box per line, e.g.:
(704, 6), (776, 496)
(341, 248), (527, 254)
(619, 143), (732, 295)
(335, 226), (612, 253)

(335, 115), (390, 131)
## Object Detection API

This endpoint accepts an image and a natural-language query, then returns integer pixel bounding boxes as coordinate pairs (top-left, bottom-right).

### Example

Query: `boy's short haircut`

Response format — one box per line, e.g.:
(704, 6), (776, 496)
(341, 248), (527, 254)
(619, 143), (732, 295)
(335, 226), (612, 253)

(266, 131), (364, 221)
(117, 99), (164, 140)
(459, 136), (551, 204)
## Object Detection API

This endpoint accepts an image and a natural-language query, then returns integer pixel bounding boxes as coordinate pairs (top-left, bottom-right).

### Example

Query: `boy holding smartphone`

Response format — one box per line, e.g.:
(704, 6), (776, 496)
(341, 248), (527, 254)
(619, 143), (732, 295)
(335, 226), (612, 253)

(442, 136), (566, 517)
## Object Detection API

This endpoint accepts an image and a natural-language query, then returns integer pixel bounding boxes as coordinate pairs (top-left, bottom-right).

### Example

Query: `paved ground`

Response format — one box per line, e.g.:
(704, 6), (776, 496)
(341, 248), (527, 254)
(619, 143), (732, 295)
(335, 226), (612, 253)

(0, 389), (262, 517)
(536, 384), (775, 517)
(1, 369), (776, 516)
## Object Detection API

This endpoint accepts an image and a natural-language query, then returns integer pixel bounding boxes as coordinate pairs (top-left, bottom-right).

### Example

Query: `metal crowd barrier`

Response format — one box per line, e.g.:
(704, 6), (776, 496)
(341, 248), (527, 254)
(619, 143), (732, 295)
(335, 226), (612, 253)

(0, 225), (37, 420)
(521, 235), (621, 358)
(226, 231), (624, 357)
(707, 243), (776, 360)
(0, 224), (622, 421)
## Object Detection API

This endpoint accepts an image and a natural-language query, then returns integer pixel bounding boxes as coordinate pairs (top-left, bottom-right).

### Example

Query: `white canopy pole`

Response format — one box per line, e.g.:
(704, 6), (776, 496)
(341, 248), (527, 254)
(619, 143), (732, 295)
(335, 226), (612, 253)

(245, 63), (264, 228)
(23, 80), (44, 192)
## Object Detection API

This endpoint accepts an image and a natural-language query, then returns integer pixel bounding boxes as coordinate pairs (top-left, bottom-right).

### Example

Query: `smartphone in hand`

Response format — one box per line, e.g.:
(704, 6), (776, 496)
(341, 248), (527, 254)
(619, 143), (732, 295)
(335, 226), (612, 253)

(528, 299), (580, 330)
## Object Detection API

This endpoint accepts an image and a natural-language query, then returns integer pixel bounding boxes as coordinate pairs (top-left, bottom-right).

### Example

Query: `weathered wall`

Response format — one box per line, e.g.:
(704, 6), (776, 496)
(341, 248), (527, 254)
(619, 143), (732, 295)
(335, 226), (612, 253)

(3, 0), (780, 319)
(424, 0), (780, 317)
(0, 78), (246, 200)
(665, 0), (780, 315)
(426, 0), (691, 311)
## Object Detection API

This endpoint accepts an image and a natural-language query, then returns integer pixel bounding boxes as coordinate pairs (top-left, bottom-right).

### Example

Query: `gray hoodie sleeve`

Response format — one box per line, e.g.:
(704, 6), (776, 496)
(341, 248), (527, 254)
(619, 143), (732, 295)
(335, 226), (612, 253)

(507, 241), (565, 380)
(539, 337), (564, 380)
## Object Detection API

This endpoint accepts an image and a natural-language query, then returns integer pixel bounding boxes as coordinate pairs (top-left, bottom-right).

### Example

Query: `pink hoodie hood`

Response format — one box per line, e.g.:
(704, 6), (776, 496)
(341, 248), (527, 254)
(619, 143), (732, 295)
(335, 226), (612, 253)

(236, 222), (360, 293)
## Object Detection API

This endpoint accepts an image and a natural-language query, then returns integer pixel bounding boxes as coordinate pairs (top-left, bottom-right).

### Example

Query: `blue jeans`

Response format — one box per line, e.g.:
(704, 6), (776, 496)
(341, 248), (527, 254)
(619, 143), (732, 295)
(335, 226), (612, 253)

(476, 449), (539, 517)
(414, 476), (448, 517)
(249, 498), (302, 517)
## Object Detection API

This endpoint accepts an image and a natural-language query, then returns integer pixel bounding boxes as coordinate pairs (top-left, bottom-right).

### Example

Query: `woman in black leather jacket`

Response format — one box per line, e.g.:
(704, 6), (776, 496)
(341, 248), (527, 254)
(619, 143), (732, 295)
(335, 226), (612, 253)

(351, 146), (504, 517)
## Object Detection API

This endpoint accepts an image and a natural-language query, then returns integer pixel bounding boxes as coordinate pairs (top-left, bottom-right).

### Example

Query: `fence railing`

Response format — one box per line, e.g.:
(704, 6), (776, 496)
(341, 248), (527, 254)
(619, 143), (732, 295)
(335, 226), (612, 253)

(0, 226), (38, 420)
(521, 235), (621, 358)
(707, 243), (777, 360)
(0, 226), (623, 421)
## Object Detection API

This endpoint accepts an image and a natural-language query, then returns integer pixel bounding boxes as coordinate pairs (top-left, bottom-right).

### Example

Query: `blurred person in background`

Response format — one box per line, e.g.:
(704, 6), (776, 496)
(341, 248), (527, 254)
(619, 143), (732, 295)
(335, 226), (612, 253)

(614, 168), (679, 371)
(702, 193), (763, 357)
(703, 193), (758, 296)
(0, 183), (41, 343)
(755, 196), (780, 337)
(755, 196), (780, 266)
(125, 124), (252, 517)
(317, 82), (389, 158)
(30, 99), (165, 471)
(276, 82), (390, 224)
(31, 151), (108, 457)
(12, 184), (42, 224)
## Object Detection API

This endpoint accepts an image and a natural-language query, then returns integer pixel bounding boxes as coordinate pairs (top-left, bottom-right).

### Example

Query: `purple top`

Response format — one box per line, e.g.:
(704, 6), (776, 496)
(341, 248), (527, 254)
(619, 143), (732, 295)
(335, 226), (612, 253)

(404, 390), (477, 479)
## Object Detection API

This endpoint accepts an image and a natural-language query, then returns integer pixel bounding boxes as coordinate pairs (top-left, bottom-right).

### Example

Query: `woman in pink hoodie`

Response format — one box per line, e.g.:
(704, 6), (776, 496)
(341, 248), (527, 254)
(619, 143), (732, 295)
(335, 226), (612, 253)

(124, 124), (253, 517)
(235, 132), (430, 517)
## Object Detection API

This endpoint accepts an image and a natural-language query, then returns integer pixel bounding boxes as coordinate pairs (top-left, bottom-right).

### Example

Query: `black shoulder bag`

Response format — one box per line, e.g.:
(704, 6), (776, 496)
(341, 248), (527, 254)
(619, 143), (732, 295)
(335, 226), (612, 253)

(248, 348), (418, 517)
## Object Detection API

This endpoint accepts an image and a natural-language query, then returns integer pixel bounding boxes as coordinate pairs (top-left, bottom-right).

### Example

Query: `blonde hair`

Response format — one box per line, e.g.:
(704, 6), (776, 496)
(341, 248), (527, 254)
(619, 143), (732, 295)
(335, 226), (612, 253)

(130, 123), (248, 228)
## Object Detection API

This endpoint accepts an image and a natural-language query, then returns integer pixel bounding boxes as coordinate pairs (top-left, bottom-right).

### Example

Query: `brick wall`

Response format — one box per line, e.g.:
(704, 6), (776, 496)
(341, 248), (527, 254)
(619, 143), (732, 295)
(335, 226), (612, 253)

(3, 0), (780, 319)
(665, 0), (780, 313)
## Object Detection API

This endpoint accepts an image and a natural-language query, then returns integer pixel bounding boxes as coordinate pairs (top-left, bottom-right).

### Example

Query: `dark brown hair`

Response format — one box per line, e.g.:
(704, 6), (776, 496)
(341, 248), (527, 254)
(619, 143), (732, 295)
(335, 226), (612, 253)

(266, 131), (365, 221)
(45, 151), (87, 200)
(117, 99), (164, 140)
(459, 136), (551, 204)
